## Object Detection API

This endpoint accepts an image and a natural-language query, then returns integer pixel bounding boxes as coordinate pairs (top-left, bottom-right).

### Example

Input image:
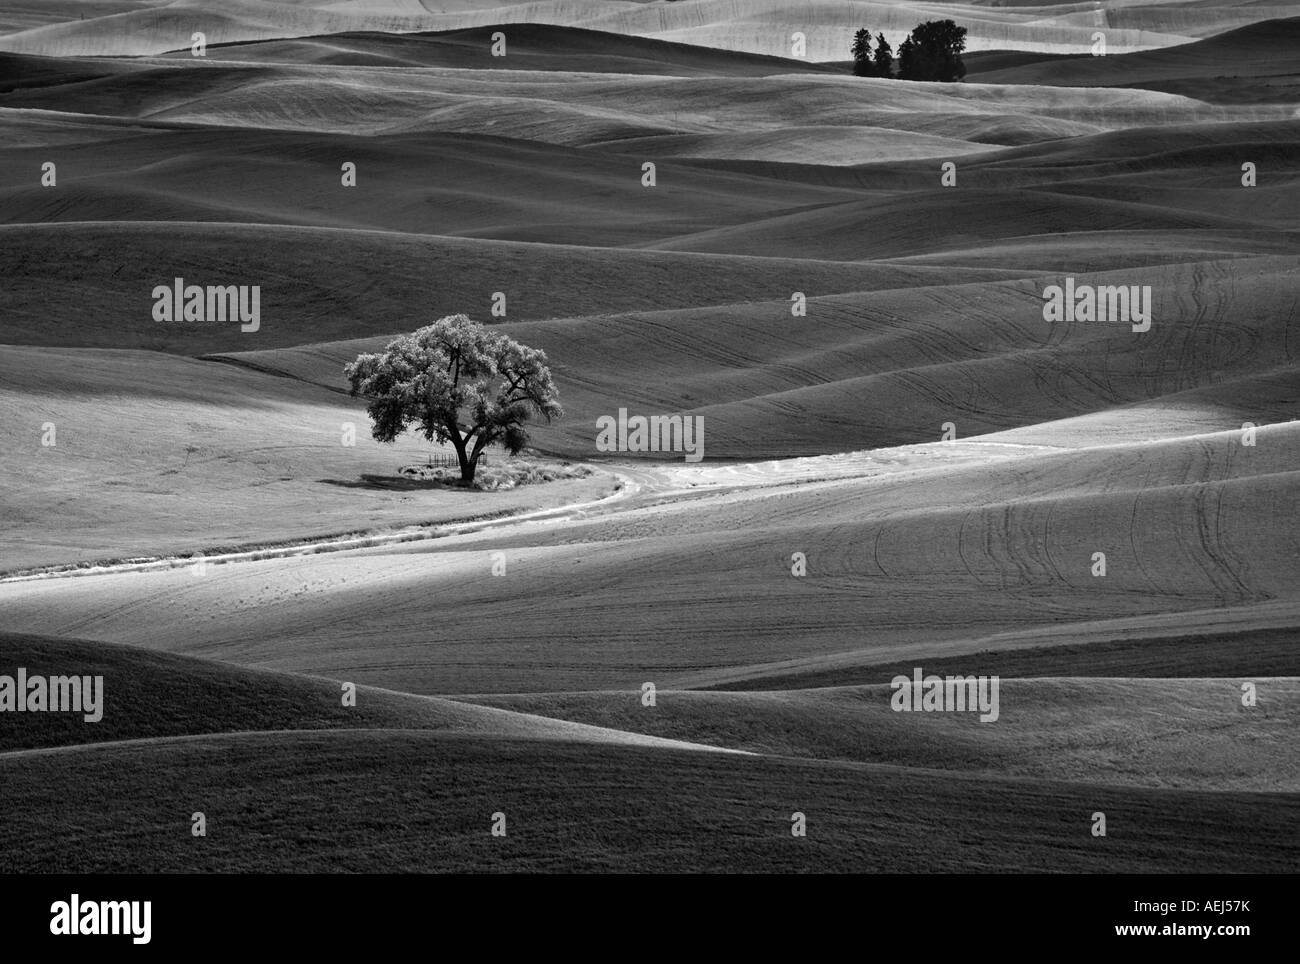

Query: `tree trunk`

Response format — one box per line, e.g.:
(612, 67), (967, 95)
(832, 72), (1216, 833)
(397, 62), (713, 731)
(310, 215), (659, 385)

(448, 429), (477, 483)
(465, 433), (489, 483)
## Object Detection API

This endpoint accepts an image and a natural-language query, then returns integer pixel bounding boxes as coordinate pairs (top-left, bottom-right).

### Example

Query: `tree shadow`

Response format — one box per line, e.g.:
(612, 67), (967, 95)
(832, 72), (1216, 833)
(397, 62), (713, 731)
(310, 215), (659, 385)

(318, 473), (470, 491)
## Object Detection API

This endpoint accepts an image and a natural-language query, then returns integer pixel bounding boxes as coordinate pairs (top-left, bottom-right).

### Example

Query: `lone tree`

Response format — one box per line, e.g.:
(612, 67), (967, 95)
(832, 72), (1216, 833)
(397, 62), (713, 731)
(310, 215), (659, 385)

(344, 314), (562, 484)
(898, 19), (967, 81)
(850, 28), (874, 76)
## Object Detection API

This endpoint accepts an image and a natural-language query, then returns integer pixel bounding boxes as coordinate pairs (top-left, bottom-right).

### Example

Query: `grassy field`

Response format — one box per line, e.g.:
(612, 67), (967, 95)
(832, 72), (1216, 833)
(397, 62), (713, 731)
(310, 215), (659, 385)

(0, 631), (731, 755)
(467, 678), (1300, 790)
(3, 730), (1297, 873)
(0, 344), (616, 573)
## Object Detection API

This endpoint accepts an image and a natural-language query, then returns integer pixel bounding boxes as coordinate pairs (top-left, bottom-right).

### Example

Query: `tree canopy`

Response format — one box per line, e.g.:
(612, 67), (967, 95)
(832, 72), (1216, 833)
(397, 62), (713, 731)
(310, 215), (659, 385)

(851, 19), (967, 82)
(344, 314), (562, 483)
(872, 33), (894, 79)
(902, 19), (968, 81)
(851, 28), (874, 76)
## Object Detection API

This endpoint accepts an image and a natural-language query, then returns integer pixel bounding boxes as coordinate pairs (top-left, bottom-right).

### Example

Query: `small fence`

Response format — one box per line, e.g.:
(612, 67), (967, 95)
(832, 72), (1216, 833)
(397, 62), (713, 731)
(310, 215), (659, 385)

(414, 453), (489, 469)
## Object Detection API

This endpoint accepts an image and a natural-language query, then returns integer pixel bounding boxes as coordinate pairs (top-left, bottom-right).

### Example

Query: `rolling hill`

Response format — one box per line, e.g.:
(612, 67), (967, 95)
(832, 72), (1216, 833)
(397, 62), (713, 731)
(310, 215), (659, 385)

(2, 0), (1297, 876)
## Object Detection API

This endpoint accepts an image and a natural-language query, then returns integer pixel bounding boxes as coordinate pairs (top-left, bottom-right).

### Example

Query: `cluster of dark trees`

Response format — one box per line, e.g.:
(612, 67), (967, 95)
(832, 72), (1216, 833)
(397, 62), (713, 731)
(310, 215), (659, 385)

(852, 20), (968, 82)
